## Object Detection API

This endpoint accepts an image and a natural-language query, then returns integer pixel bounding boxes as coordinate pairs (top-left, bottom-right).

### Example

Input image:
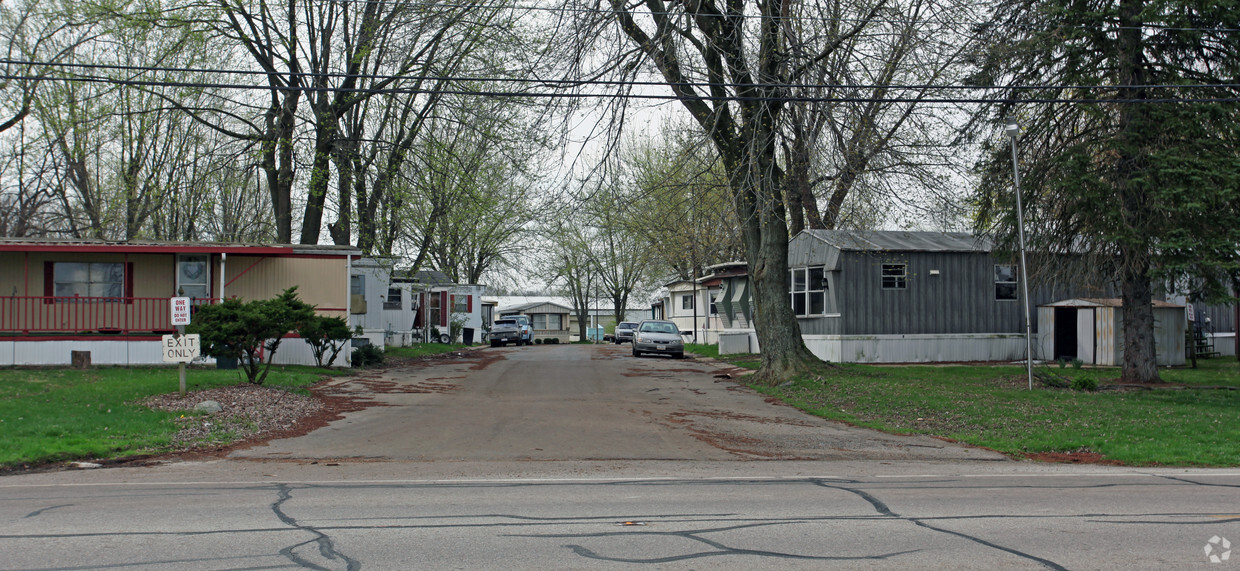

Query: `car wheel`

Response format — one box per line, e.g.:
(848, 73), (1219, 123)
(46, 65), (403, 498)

(490, 340), (499, 348)
(632, 348), (641, 358)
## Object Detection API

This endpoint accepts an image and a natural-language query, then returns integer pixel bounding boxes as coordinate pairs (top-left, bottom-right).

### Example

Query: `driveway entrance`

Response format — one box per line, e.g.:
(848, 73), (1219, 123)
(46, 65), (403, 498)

(230, 344), (1003, 462)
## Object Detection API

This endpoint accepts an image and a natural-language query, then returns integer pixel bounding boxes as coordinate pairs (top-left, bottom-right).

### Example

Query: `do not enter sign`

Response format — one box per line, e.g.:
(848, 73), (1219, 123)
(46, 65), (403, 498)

(171, 297), (192, 326)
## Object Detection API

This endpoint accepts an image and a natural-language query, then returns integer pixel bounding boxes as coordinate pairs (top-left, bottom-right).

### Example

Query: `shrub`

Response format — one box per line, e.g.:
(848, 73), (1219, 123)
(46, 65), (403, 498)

(534, 338), (543, 344)
(351, 343), (385, 367)
(1071, 376), (1098, 392)
(299, 315), (352, 367)
(189, 287), (314, 385)
(546, 338), (560, 344)
(1071, 358), (1084, 370)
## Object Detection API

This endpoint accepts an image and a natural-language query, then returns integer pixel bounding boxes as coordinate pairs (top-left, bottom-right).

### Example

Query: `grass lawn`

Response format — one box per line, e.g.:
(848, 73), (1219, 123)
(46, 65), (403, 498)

(0, 342), (469, 469)
(0, 365), (340, 469)
(687, 344), (1240, 466)
(384, 343), (473, 359)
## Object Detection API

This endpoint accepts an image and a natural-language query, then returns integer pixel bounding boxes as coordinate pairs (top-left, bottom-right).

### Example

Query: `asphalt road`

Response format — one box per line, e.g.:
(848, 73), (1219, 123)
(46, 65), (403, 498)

(1, 344), (1237, 570)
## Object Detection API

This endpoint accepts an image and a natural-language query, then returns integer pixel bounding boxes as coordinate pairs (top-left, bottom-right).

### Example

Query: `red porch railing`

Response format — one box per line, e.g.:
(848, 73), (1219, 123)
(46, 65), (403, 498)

(0, 296), (216, 334)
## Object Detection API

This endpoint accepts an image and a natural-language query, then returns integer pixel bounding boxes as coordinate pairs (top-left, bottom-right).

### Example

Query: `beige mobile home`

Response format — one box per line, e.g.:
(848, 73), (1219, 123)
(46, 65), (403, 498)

(0, 238), (361, 366)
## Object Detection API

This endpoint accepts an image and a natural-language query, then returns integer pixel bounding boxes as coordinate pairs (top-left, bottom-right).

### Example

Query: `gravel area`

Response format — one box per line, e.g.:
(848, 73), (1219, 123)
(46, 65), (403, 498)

(141, 385), (324, 451)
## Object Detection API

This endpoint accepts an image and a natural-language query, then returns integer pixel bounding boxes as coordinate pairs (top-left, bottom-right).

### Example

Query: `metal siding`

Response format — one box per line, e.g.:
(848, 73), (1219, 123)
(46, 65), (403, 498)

(0, 253), (25, 295)
(504, 302), (571, 316)
(1154, 306), (1187, 366)
(226, 256), (348, 311)
(1097, 307), (1119, 366)
(1077, 308), (1096, 364)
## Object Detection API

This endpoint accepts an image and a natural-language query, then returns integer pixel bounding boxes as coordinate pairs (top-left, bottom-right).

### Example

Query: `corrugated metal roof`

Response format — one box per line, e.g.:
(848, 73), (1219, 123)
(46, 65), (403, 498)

(800, 230), (993, 253)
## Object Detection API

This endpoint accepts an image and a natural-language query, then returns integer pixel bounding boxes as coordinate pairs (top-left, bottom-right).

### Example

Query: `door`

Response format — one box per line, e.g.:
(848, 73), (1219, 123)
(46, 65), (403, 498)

(176, 254), (210, 300)
(1053, 307), (1078, 361)
(1076, 308), (1096, 364)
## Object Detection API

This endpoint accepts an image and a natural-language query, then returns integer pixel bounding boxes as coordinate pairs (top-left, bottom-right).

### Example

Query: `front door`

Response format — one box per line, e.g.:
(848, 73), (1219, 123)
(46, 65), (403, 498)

(176, 254), (210, 300)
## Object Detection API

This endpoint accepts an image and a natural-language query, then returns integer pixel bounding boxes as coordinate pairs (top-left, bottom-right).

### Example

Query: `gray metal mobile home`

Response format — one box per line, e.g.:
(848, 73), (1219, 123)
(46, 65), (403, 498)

(787, 230), (1111, 363)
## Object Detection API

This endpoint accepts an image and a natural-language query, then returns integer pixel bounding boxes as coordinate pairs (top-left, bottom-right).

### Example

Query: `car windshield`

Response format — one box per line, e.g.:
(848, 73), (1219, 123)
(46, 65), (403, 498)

(495, 319), (515, 325)
(640, 322), (677, 334)
(619, 323), (637, 329)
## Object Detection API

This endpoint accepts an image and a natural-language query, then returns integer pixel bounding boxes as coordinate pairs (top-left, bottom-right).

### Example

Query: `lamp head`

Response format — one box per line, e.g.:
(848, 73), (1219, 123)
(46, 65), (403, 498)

(1004, 117), (1020, 138)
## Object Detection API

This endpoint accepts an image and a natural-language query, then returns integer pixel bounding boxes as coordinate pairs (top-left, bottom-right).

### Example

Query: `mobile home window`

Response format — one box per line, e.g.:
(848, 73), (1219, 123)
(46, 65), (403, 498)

(995, 265), (1018, 300)
(681, 294), (694, 310)
(532, 314), (562, 330)
(384, 288), (402, 310)
(350, 274), (365, 295)
(54, 262), (124, 300)
(789, 267), (827, 316)
(708, 292), (719, 315)
(881, 263), (907, 290)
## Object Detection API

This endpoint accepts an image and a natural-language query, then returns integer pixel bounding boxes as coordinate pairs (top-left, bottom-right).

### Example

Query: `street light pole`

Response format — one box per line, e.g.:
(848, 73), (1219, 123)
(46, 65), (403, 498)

(1006, 117), (1035, 391)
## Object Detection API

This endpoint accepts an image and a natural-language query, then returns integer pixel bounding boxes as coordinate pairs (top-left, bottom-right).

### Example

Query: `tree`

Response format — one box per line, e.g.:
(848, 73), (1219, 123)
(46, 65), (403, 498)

(402, 107), (542, 283)
(780, 0), (981, 234)
(566, 0), (890, 382)
(540, 217), (600, 342)
(970, 0), (1240, 383)
(189, 287), (315, 385)
(617, 127), (745, 282)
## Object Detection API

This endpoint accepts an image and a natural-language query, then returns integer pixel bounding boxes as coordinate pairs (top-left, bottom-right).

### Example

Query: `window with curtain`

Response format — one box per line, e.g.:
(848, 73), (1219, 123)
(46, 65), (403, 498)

(54, 262), (124, 300)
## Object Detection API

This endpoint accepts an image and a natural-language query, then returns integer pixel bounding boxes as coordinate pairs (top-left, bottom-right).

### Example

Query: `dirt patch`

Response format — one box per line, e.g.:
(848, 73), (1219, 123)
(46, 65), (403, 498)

(670, 409), (819, 427)
(1022, 449), (1127, 465)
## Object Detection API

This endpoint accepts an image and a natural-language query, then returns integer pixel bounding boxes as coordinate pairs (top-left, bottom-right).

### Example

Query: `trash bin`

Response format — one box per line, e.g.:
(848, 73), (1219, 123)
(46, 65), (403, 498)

(463, 328), (475, 345)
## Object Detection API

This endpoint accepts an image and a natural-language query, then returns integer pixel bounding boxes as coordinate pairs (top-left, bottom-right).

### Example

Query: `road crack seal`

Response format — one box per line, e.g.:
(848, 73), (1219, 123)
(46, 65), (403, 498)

(271, 484), (360, 570)
(812, 479), (1067, 570)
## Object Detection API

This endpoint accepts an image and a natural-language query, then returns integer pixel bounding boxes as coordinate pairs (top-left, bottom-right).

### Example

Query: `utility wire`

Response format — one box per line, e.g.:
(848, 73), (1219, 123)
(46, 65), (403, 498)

(174, 0), (1240, 33)
(6, 72), (1238, 104)
(3, 60), (1238, 99)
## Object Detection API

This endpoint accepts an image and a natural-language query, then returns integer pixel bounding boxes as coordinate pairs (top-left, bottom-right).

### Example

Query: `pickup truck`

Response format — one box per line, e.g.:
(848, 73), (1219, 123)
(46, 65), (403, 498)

(489, 315), (533, 347)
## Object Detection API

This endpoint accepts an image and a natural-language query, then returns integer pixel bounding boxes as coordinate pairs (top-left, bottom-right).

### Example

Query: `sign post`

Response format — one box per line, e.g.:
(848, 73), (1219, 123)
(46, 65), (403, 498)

(167, 298), (197, 396)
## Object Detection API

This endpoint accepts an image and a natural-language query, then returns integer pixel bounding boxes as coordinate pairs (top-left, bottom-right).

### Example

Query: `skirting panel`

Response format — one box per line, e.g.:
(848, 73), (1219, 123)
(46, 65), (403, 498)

(802, 334), (1030, 364)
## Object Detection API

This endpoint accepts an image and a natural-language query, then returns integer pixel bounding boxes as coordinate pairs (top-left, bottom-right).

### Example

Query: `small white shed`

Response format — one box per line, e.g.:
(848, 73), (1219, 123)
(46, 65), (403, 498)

(1038, 298), (1185, 366)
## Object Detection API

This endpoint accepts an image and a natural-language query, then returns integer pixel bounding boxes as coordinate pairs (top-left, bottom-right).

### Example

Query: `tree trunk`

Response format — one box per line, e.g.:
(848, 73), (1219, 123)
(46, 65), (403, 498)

(1119, 255), (1160, 383)
(1114, 0), (1160, 383)
(300, 115), (335, 244)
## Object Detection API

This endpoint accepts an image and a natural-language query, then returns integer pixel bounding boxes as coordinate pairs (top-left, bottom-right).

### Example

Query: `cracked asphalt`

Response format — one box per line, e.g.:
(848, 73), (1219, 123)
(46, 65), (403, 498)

(1, 344), (1238, 569)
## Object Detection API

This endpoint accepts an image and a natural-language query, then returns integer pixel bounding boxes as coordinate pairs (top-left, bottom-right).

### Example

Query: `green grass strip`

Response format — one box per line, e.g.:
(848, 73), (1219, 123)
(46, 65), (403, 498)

(0, 365), (339, 469)
(687, 344), (1240, 466)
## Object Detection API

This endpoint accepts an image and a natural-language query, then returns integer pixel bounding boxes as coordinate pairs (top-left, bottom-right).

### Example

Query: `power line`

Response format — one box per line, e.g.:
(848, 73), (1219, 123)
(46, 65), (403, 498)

(3, 59), (1238, 96)
(179, 0), (1240, 34)
(4, 71), (1238, 104)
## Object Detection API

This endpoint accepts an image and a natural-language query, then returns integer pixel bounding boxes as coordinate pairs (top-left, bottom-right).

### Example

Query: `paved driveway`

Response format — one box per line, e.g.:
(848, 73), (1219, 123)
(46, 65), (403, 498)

(230, 344), (1005, 463)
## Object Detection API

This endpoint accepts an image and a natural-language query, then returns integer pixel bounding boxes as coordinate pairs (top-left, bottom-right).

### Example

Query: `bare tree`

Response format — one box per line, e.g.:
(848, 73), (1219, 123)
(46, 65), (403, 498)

(781, 0), (980, 234)
(560, 0), (896, 381)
